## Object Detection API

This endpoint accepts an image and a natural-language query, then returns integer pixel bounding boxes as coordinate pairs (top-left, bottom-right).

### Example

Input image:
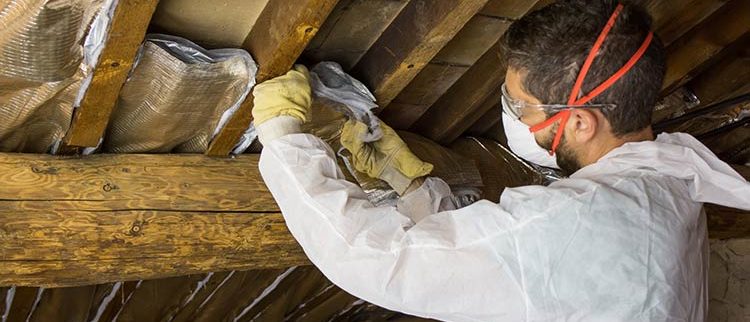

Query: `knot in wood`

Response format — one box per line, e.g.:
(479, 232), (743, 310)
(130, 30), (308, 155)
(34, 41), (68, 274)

(102, 182), (119, 192)
(129, 221), (143, 236)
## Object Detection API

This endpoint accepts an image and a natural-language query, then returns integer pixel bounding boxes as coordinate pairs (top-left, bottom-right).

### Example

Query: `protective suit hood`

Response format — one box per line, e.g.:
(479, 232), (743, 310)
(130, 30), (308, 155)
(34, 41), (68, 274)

(573, 132), (750, 210)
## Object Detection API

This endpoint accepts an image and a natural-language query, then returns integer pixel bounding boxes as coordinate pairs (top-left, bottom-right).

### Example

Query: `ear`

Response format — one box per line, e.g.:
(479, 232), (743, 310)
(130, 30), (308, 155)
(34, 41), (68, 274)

(566, 109), (598, 143)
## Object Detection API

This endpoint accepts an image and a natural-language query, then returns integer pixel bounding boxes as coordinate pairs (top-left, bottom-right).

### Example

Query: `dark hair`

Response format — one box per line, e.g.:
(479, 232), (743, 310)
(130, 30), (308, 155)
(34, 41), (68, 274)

(503, 0), (666, 136)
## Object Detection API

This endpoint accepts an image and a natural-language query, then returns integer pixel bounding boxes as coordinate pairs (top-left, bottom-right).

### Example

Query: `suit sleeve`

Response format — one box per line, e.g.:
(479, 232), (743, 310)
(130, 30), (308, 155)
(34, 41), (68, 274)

(259, 133), (527, 322)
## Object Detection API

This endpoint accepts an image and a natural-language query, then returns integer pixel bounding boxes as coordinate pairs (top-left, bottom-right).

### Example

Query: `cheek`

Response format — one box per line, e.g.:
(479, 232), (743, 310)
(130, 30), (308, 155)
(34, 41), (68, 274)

(520, 108), (548, 127)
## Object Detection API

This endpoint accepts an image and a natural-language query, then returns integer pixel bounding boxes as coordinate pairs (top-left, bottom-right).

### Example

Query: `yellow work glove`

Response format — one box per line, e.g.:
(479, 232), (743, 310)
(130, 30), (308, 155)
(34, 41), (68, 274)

(252, 65), (312, 144)
(341, 120), (433, 195)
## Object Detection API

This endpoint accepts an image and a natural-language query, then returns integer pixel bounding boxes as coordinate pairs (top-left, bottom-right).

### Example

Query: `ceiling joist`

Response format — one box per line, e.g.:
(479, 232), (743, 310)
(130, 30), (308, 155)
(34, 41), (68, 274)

(351, 0), (490, 108)
(661, 0), (750, 95)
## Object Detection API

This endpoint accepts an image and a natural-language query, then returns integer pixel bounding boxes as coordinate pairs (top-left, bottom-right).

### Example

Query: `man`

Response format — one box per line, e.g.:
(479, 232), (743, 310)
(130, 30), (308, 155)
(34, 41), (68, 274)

(253, 1), (750, 321)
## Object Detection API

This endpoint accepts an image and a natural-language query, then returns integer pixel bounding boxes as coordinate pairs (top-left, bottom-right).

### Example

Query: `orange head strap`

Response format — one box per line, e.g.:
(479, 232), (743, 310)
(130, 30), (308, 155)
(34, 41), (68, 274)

(528, 3), (654, 155)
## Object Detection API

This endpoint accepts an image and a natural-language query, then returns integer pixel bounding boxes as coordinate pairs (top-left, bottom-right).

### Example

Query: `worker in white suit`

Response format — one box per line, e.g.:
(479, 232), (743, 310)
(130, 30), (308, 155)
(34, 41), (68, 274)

(253, 0), (750, 321)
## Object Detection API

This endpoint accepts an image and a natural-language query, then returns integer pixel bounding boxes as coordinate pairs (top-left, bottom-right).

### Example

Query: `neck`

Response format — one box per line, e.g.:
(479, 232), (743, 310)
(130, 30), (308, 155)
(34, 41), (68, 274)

(578, 126), (654, 167)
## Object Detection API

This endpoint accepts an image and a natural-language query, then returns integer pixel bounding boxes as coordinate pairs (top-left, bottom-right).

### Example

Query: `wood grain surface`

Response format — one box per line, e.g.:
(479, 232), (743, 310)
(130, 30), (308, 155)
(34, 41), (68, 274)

(0, 153), (306, 287)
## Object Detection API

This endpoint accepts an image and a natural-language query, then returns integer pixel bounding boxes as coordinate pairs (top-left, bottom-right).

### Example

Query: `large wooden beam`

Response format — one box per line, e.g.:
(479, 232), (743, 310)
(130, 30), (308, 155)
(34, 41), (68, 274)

(0, 153), (305, 287)
(0, 153), (746, 288)
(61, 0), (160, 149)
(351, 0), (489, 109)
(661, 0), (750, 95)
(206, 0), (339, 156)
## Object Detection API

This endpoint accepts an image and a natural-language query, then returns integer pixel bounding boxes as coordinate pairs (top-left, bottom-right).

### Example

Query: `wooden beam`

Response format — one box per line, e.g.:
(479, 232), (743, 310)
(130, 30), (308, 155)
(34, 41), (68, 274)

(645, 0), (726, 46)
(61, 0), (160, 149)
(0, 153), (746, 288)
(0, 154), (277, 212)
(410, 40), (506, 144)
(661, 0), (750, 95)
(380, 0), (543, 130)
(1, 211), (307, 287)
(351, 0), (489, 109)
(303, 0), (410, 70)
(0, 153), (305, 287)
(379, 15), (511, 129)
(466, 94), (502, 136)
(480, 0), (543, 19)
(687, 35), (750, 107)
(206, 0), (339, 156)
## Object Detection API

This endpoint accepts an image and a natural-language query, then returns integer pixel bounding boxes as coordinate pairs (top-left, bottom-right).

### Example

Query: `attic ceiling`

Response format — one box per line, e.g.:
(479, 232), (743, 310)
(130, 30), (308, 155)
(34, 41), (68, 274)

(145, 0), (750, 162)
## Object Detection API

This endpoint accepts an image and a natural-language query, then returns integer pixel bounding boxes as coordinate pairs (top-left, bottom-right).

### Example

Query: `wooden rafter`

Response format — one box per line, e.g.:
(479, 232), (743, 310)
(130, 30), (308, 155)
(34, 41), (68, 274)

(351, 0), (489, 109)
(410, 40), (506, 144)
(661, 0), (750, 95)
(60, 0), (160, 150)
(304, 0), (410, 70)
(386, 0), (542, 136)
(687, 36), (750, 108)
(379, 12), (513, 130)
(466, 92), (503, 136)
(646, 0), (726, 46)
(206, 0), (339, 156)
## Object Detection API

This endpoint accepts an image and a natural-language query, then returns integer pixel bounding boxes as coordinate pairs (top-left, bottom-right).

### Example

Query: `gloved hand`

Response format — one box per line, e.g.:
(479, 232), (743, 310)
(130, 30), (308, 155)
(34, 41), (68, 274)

(252, 64), (312, 144)
(341, 120), (433, 195)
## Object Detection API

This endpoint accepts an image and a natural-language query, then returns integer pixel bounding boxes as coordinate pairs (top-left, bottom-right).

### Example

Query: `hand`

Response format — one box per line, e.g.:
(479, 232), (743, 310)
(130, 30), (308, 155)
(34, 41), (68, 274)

(253, 65), (312, 144)
(340, 120), (433, 195)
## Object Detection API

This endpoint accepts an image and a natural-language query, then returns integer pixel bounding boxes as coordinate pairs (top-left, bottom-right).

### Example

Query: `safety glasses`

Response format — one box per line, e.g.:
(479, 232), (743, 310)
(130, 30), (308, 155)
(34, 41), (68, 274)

(500, 83), (616, 120)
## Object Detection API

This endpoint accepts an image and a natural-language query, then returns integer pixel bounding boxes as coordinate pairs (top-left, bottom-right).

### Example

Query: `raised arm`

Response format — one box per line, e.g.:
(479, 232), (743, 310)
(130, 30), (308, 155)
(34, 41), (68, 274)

(253, 66), (527, 321)
(259, 134), (527, 321)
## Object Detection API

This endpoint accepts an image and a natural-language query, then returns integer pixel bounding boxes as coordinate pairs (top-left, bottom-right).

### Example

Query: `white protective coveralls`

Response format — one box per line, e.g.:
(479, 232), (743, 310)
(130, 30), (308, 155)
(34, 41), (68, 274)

(258, 130), (750, 322)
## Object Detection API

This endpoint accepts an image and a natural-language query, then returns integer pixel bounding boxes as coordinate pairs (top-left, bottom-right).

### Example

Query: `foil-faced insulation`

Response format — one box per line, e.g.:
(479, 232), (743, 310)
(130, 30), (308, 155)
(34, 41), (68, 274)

(0, 0), (110, 152)
(102, 34), (256, 153)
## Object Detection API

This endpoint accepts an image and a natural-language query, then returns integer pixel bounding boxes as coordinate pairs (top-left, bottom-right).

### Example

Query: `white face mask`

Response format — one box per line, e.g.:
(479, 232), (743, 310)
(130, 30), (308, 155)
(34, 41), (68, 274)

(501, 108), (560, 169)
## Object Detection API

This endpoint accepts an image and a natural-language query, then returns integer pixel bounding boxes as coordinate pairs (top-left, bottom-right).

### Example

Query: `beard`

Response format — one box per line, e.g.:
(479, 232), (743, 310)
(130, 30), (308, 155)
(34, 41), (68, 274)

(537, 127), (583, 176)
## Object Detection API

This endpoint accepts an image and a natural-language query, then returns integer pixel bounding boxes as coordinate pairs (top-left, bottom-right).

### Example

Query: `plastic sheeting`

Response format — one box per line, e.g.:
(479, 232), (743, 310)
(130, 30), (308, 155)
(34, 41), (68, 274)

(667, 101), (750, 137)
(652, 87), (701, 123)
(309, 62), (382, 142)
(0, 0), (110, 152)
(450, 137), (548, 202)
(102, 34), (256, 153)
(231, 61), (382, 154)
